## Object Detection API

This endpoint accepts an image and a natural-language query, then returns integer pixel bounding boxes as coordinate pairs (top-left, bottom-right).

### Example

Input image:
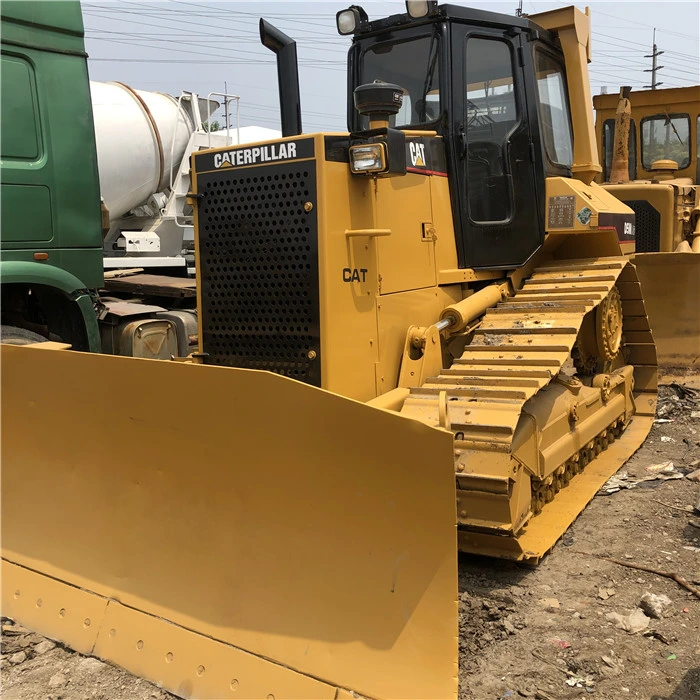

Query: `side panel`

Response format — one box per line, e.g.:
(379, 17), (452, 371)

(0, 183), (53, 243)
(1, 345), (459, 700)
(374, 174), (437, 293)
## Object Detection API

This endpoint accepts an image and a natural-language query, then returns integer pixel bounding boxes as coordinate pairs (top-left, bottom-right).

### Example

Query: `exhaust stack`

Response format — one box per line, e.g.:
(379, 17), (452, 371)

(259, 19), (302, 137)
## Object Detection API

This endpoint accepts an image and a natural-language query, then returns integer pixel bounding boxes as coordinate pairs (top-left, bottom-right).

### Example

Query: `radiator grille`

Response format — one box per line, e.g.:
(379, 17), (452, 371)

(196, 160), (321, 385)
(625, 200), (660, 253)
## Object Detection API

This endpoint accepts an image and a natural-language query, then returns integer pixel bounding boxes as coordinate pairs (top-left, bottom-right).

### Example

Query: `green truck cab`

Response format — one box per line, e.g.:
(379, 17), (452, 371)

(1, 0), (102, 350)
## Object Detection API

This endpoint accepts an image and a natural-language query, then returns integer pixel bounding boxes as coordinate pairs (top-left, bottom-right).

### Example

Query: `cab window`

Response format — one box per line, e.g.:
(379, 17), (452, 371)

(535, 51), (573, 168)
(641, 114), (690, 169)
(1, 55), (41, 160)
(465, 37), (517, 223)
(359, 32), (440, 129)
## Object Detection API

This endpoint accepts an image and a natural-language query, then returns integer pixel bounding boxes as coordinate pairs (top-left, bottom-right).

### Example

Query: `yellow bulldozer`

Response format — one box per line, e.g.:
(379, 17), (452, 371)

(594, 85), (700, 380)
(3, 3), (660, 698)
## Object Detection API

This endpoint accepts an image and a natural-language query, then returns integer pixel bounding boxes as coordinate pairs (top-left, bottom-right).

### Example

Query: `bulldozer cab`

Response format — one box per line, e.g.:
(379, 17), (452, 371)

(346, 5), (577, 269)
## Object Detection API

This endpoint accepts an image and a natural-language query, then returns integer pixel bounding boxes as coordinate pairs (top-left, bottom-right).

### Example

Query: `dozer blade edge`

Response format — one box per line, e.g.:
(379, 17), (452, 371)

(632, 252), (700, 387)
(1, 344), (458, 700)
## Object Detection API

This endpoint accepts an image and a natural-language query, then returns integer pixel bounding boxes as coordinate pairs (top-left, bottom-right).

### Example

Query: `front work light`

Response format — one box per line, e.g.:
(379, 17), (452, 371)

(349, 143), (387, 173)
(336, 5), (368, 35)
(405, 0), (438, 18)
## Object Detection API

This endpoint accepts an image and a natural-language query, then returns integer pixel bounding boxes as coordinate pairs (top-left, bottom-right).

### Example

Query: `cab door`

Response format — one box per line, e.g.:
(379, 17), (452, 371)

(451, 27), (544, 269)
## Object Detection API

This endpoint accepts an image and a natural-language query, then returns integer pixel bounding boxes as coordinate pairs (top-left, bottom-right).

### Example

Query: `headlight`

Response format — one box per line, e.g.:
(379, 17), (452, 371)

(349, 143), (387, 173)
(336, 9), (357, 34)
(405, 1), (438, 19)
(336, 5), (368, 35)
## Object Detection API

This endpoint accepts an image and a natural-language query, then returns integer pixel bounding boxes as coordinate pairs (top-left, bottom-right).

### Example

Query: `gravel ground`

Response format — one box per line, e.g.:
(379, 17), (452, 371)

(2, 385), (699, 700)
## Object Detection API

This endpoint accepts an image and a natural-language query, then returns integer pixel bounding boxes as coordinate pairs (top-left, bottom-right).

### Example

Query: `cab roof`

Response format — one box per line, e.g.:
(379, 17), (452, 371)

(356, 3), (542, 38)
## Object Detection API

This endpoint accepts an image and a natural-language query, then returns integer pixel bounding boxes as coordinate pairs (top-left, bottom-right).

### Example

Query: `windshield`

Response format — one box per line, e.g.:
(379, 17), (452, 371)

(641, 114), (691, 170)
(358, 32), (440, 129)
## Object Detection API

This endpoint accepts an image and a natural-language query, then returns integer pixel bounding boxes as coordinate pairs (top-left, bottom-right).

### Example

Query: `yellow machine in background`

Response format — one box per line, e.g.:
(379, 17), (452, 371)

(3, 4), (659, 698)
(594, 85), (700, 378)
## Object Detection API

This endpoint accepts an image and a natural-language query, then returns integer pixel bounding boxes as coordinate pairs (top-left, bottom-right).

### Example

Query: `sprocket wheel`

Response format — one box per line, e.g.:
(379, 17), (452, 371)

(573, 287), (624, 375)
(596, 286), (623, 362)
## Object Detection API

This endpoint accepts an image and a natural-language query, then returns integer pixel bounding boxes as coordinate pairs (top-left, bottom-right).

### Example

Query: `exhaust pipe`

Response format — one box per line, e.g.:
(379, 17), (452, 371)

(259, 19), (302, 137)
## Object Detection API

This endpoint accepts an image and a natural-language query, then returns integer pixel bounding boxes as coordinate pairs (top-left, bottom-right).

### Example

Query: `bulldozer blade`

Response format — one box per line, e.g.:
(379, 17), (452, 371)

(633, 252), (700, 386)
(1, 344), (458, 700)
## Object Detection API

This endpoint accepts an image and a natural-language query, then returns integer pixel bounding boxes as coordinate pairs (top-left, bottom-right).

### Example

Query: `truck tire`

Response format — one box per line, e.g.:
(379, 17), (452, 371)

(0, 325), (49, 345)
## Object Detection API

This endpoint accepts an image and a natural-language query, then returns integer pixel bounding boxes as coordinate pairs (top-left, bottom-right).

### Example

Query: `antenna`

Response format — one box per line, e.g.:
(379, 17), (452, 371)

(644, 28), (664, 90)
(515, 0), (523, 17)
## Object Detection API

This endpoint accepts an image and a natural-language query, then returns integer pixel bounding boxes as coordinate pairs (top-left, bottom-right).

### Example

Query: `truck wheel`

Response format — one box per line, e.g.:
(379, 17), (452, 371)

(0, 325), (49, 345)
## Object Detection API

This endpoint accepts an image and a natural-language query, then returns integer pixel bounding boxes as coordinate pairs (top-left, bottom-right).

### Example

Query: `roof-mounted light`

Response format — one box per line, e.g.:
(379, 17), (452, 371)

(405, 0), (438, 19)
(336, 5), (368, 35)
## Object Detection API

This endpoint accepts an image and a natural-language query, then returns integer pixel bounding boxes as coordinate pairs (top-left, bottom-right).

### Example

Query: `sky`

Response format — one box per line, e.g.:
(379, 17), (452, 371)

(82, 1), (700, 133)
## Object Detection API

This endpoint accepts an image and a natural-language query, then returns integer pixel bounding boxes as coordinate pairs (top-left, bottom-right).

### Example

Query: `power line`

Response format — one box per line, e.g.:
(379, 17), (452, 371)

(82, 4), (343, 49)
(87, 35), (346, 65)
(592, 35), (698, 62)
(664, 49), (700, 60)
(594, 50), (697, 66)
(83, 0), (697, 117)
(85, 27), (344, 40)
(84, 30), (348, 54)
(591, 7), (699, 42)
(591, 59), (650, 71)
(590, 56), (698, 82)
(591, 32), (698, 87)
(169, 0), (340, 31)
(88, 56), (345, 71)
(85, 1), (341, 36)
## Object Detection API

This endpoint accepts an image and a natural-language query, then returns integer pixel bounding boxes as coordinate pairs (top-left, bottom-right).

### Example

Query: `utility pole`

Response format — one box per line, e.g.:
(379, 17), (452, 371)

(644, 28), (664, 90)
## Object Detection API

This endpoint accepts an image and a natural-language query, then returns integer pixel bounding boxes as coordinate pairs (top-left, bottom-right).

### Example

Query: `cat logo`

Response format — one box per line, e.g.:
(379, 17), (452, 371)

(213, 142), (298, 169)
(409, 141), (426, 167)
(342, 267), (368, 283)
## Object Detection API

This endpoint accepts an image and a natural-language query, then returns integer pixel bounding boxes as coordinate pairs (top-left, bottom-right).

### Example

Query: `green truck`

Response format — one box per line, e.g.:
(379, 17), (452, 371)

(1, 0), (104, 350)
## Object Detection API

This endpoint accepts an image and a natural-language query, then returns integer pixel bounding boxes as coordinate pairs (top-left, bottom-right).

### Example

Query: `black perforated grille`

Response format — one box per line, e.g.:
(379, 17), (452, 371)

(196, 160), (320, 385)
(625, 200), (660, 253)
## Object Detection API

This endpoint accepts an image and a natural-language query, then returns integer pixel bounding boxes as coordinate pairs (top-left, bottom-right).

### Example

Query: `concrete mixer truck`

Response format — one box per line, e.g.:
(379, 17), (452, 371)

(0, 1), (278, 358)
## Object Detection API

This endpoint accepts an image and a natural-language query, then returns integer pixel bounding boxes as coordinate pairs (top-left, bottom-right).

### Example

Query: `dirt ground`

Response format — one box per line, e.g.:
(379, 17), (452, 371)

(2, 385), (699, 700)
(457, 383), (700, 700)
